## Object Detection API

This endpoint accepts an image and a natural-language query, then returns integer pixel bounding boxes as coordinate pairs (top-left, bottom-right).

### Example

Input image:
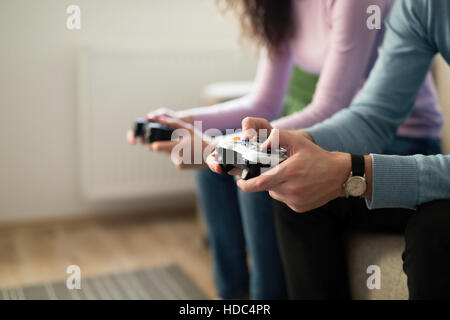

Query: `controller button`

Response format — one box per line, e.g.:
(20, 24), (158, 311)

(241, 169), (249, 180)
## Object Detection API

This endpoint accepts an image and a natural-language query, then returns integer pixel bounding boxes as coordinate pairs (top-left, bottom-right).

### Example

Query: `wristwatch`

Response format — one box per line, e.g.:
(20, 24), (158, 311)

(344, 154), (367, 198)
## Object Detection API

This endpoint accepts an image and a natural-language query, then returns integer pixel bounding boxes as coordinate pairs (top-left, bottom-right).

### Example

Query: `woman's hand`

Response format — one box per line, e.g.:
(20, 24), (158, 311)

(146, 108), (194, 125)
(126, 108), (193, 145)
(147, 116), (215, 170)
(205, 144), (245, 177)
(206, 150), (224, 174)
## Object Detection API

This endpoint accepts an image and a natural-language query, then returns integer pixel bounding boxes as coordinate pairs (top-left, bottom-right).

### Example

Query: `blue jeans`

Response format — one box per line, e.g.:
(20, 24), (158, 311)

(195, 135), (441, 299)
(195, 170), (287, 299)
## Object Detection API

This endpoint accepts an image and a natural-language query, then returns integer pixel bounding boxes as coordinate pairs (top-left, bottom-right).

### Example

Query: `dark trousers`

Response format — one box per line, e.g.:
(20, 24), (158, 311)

(273, 198), (450, 300)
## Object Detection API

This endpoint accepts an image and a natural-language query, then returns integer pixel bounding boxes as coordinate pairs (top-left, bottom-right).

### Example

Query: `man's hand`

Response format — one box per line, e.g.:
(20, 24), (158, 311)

(207, 117), (273, 176)
(241, 117), (273, 140)
(236, 129), (352, 213)
(205, 117), (274, 176)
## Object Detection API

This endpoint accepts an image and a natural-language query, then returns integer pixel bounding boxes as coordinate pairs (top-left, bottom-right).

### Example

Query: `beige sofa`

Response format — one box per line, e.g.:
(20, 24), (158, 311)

(347, 56), (449, 300)
(200, 56), (450, 299)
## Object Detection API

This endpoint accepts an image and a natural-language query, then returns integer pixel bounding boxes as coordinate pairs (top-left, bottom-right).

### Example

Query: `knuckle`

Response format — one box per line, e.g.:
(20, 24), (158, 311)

(294, 206), (306, 213)
(269, 191), (281, 201)
(255, 180), (267, 190)
(242, 117), (252, 128)
(285, 166), (297, 177)
(152, 143), (161, 151)
(270, 129), (281, 141)
(287, 186), (298, 196)
(288, 201), (304, 213)
(240, 185), (249, 193)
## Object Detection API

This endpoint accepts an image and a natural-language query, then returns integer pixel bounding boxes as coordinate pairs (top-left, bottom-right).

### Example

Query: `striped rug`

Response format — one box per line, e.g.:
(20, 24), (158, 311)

(0, 264), (207, 300)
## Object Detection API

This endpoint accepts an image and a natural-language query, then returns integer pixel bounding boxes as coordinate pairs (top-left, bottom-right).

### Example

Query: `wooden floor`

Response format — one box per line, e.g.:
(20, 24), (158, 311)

(0, 209), (216, 299)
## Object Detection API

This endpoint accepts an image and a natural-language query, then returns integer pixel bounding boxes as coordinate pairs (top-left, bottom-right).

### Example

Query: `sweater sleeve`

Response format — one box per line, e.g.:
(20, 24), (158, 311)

(272, 0), (389, 130)
(307, 0), (450, 209)
(184, 45), (294, 132)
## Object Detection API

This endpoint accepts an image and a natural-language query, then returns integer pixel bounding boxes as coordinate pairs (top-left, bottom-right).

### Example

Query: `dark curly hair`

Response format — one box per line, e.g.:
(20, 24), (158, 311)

(220, 0), (295, 50)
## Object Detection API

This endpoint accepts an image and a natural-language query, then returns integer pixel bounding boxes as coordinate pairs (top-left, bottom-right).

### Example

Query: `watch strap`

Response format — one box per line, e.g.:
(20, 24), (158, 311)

(351, 154), (365, 177)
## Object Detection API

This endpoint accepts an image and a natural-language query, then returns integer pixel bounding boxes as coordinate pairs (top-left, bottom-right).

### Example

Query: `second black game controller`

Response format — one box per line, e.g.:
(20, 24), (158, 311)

(133, 118), (174, 143)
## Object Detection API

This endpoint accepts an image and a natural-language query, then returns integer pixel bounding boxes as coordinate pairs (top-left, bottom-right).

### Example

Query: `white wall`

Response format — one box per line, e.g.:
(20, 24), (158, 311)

(0, 0), (257, 222)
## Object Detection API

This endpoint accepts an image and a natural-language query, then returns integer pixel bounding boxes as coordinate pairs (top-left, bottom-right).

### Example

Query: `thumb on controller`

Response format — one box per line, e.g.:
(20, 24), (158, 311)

(260, 129), (289, 151)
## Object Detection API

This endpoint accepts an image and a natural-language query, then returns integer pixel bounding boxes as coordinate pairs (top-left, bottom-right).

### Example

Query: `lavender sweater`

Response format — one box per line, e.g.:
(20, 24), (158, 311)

(185, 0), (442, 138)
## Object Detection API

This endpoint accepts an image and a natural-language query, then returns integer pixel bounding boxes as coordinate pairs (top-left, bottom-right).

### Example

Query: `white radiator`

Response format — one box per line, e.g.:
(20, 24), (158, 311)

(77, 47), (256, 201)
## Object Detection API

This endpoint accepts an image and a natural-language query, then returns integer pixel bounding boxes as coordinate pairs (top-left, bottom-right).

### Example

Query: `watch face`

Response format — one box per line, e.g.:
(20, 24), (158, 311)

(346, 176), (367, 197)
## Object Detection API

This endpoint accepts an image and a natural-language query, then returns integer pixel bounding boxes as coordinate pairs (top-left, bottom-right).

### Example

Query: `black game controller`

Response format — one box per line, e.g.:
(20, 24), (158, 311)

(216, 137), (288, 180)
(133, 118), (174, 143)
